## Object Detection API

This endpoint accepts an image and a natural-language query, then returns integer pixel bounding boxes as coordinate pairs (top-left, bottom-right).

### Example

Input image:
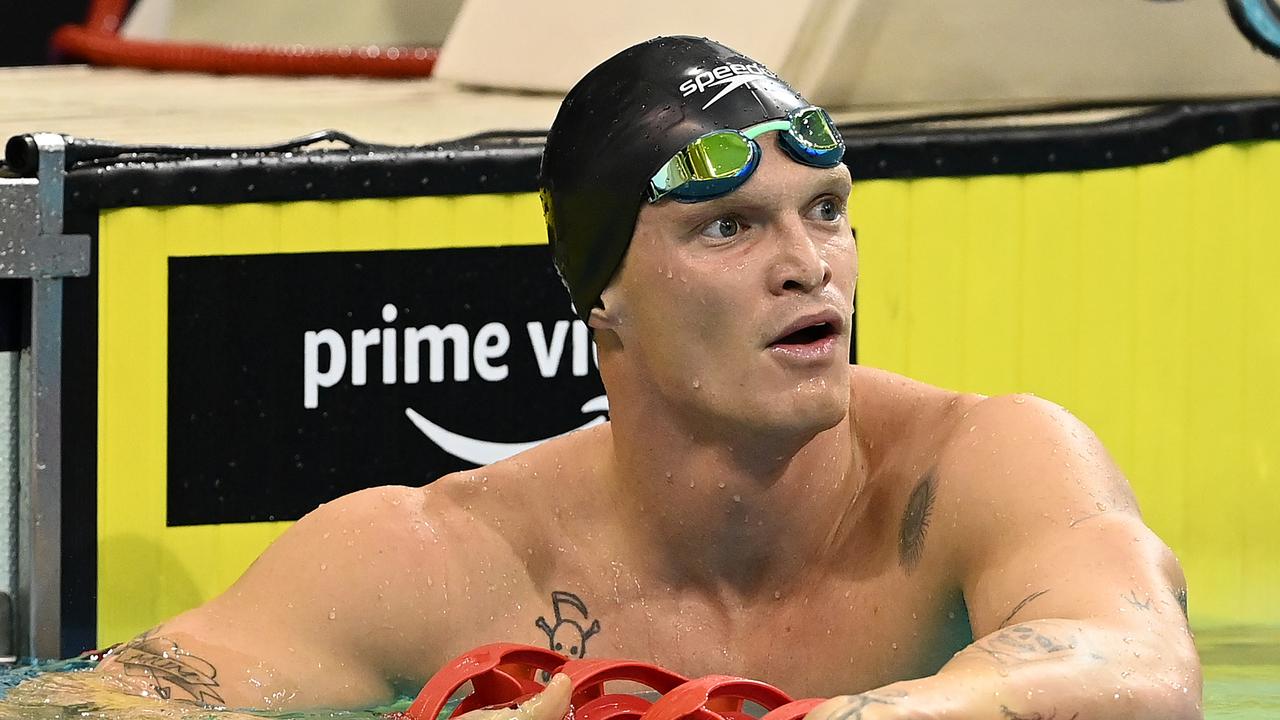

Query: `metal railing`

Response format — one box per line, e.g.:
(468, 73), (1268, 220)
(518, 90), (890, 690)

(0, 134), (91, 659)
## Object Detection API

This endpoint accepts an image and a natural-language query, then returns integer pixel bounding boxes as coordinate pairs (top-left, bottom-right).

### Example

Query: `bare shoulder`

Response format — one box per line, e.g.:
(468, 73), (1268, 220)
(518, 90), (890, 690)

(849, 365), (984, 446)
(934, 393), (1142, 557)
(937, 393), (1136, 505)
(427, 421), (614, 548)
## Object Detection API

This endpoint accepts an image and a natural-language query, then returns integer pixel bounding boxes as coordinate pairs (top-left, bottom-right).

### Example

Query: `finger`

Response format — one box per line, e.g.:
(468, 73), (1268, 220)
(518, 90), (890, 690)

(515, 673), (571, 720)
(803, 695), (846, 720)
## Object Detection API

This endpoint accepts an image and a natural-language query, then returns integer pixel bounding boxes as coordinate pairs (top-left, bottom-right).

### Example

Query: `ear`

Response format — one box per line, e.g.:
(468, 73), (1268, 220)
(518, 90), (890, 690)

(588, 284), (623, 331)
(587, 306), (614, 330)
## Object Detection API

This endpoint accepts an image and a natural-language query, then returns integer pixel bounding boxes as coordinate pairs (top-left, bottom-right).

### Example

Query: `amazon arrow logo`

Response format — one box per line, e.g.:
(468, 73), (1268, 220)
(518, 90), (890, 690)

(405, 395), (609, 466)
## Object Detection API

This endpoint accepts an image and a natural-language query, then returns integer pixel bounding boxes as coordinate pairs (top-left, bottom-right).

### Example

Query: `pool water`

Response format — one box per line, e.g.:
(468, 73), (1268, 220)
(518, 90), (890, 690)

(1197, 627), (1280, 719)
(0, 658), (413, 719)
(0, 628), (1274, 719)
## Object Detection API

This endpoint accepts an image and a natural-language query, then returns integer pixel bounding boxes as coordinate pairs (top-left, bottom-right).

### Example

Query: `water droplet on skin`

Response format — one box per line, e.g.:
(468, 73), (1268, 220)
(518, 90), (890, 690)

(717, 482), (726, 489)
(692, 379), (701, 389)
(320, 563), (328, 571)
(891, 643), (899, 650)
(773, 590), (782, 600)
(328, 611), (337, 620)
(1013, 397), (1026, 404)
(732, 494), (741, 502)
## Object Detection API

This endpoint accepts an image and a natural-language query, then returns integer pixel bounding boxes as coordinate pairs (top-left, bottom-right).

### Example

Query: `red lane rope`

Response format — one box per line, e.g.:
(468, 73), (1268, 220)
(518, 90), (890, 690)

(85, 0), (131, 33)
(401, 643), (828, 720)
(51, 0), (439, 77)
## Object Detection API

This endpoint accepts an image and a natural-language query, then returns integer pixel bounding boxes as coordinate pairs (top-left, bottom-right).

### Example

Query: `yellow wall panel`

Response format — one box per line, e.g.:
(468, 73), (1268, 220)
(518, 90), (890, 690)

(854, 140), (1280, 626)
(1021, 172), (1082, 406)
(1127, 158), (1192, 570)
(1184, 145), (1250, 620)
(960, 175), (1023, 396)
(902, 178), (968, 390)
(1241, 142), (1280, 623)
(851, 180), (910, 372)
(1073, 167), (1137, 459)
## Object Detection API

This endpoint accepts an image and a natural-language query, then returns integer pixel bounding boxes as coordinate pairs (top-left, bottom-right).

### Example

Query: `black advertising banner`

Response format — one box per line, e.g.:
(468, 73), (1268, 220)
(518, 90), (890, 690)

(167, 247), (606, 526)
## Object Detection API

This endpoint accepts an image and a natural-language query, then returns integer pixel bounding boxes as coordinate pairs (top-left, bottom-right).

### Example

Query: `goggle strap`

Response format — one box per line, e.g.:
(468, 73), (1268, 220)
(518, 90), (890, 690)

(741, 119), (792, 140)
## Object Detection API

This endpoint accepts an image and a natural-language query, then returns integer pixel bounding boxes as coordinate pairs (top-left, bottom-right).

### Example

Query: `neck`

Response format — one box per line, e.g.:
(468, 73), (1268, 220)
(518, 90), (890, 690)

(602, 387), (868, 602)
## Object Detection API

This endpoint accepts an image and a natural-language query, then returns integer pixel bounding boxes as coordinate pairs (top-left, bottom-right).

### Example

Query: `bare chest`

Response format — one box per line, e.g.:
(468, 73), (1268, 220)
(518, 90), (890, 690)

(459, 573), (970, 699)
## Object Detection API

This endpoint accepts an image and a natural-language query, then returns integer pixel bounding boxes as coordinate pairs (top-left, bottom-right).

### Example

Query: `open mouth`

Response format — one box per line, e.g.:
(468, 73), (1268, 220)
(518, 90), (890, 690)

(770, 322), (837, 347)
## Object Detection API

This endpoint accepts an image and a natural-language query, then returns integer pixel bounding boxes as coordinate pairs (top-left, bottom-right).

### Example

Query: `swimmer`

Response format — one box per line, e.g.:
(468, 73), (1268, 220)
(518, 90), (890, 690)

(93, 37), (1201, 719)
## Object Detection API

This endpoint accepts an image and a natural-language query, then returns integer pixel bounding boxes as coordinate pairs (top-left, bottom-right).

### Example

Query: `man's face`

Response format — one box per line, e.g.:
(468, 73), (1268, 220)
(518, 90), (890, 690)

(599, 135), (857, 439)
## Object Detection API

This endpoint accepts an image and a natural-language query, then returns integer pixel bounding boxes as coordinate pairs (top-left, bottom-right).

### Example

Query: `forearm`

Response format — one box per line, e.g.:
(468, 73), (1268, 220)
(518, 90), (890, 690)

(2, 668), (267, 719)
(814, 619), (1201, 720)
(92, 616), (394, 710)
(93, 624), (297, 709)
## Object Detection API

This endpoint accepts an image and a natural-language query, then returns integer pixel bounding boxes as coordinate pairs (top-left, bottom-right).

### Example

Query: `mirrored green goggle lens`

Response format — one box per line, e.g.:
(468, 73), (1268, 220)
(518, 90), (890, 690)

(776, 108), (843, 168)
(650, 131), (755, 200)
(687, 132), (752, 178)
(792, 108), (841, 151)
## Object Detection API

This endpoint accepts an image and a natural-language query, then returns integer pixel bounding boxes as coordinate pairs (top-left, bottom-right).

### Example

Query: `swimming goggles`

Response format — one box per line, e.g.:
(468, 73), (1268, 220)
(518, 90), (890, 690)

(647, 106), (845, 203)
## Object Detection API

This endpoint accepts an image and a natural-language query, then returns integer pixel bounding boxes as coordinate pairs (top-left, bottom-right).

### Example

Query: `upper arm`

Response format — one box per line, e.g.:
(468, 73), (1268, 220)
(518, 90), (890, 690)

(943, 396), (1190, 641)
(98, 483), (463, 709)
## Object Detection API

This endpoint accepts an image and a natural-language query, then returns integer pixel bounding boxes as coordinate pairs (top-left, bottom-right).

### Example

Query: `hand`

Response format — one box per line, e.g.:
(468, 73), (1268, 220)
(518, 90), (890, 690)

(805, 692), (927, 720)
(456, 674), (572, 720)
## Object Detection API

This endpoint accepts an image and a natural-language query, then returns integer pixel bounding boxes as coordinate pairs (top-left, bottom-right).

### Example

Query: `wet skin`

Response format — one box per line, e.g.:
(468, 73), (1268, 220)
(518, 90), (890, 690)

(93, 140), (1201, 719)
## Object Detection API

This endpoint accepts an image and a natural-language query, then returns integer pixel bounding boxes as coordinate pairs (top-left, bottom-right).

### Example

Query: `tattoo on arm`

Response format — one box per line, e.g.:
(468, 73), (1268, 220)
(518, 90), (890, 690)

(999, 589), (1050, 628)
(897, 470), (937, 572)
(827, 692), (902, 720)
(1123, 589), (1153, 612)
(111, 627), (225, 706)
(1067, 505), (1121, 528)
(968, 624), (1078, 667)
(1000, 705), (1079, 720)
(1172, 586), (1188, 618)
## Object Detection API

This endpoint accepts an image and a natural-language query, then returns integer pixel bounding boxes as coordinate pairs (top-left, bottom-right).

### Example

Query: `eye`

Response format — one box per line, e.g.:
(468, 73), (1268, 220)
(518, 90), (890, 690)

(699, 216), (742, 241)
(807, 197), (844, 223)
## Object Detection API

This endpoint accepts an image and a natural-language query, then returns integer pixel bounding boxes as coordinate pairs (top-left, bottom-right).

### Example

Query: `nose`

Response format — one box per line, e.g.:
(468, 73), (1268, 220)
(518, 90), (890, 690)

(766, 218), (832, 296)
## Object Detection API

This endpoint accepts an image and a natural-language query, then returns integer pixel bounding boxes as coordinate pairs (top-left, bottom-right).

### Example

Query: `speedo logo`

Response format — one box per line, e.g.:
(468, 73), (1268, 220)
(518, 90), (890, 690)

(678, 62), (778, 110)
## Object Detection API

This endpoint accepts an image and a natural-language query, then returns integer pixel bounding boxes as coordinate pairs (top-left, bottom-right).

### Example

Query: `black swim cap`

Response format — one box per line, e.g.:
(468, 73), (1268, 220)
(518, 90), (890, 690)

(541, 36), (811, 321)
